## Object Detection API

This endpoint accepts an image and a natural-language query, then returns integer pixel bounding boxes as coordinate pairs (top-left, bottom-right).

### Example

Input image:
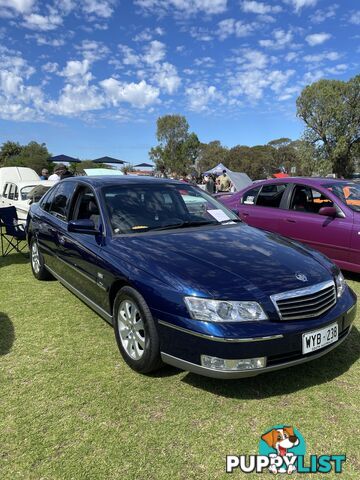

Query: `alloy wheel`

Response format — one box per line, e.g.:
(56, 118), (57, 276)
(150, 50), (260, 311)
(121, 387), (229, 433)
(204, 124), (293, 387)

(117, 300), (145, 360)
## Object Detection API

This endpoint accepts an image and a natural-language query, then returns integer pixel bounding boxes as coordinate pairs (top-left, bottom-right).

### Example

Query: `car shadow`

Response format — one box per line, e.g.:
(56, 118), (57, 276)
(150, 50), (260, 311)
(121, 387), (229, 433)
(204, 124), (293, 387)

(0, 312), (15, 355)
(180, 326), (360, 399)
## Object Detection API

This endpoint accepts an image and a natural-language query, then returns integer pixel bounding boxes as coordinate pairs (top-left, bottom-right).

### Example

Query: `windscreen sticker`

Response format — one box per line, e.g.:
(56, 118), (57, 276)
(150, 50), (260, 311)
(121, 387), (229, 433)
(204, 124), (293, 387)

(244, 196), (255, 204)
(207, 209), (232, 222)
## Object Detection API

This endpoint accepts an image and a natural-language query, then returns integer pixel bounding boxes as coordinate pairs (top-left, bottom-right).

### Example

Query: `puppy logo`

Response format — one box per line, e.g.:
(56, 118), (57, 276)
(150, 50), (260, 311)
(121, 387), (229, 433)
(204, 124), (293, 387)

(259, 425), (306, 474)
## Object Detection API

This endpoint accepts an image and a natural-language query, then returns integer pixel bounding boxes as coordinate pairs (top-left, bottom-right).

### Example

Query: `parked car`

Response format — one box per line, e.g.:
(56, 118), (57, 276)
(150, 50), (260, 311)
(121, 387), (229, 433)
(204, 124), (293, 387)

(0, 166), (39, 193)
(1, 180), (53, 222)
(218, 177), (360, 274)
(26, 177), (356, 379)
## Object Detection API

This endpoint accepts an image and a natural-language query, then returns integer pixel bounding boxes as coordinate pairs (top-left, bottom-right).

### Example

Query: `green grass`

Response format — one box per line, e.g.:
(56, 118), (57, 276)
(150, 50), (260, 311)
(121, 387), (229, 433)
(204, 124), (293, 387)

(0, 249), (359, 479)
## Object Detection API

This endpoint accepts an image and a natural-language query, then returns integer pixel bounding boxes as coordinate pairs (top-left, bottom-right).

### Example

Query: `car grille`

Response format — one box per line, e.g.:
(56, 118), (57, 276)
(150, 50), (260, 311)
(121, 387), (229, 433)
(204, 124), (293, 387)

(271, 280), (337, 321)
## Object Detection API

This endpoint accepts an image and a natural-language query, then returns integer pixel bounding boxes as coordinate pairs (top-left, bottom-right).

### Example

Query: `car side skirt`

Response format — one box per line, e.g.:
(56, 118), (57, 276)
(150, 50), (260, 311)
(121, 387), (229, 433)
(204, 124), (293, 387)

(46, 265), (113, 325)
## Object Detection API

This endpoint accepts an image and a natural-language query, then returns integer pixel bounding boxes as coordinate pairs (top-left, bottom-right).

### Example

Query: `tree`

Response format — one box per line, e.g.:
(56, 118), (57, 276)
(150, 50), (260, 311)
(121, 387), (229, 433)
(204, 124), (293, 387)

(149, 115), (200, 175)
(196, 141), (228, 173)
(226, 145), (277, 179)
(0, 141), (23, 166)
(296, 75), (360, 177)
(5, 141), (52, 174)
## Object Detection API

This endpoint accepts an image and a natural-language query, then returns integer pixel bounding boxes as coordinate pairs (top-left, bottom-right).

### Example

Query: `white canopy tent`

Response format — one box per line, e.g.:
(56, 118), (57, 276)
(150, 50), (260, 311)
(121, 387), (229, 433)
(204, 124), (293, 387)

(203, 163), (252, 192)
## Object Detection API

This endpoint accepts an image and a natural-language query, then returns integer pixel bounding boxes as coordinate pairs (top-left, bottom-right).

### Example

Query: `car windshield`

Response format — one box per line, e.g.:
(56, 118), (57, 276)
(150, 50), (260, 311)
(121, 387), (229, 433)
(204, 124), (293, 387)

(324, 182), (360, 212)
(103, 182), (239, 234)
(21, 185), (50, 202)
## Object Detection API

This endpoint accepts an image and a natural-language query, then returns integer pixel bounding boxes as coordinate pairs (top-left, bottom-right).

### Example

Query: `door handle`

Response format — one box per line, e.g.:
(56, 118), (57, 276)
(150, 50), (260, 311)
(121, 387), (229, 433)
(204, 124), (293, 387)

(285, 218), (296, 223)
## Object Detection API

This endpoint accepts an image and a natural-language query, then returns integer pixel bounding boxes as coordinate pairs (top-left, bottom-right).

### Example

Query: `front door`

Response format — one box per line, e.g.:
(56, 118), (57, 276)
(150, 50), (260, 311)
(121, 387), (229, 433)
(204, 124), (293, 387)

(279, 184), (351, 264)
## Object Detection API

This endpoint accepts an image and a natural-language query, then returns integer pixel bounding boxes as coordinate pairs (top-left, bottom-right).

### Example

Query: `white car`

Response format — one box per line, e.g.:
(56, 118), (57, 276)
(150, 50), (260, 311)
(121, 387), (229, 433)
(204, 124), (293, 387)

(0, 167), (53, 222)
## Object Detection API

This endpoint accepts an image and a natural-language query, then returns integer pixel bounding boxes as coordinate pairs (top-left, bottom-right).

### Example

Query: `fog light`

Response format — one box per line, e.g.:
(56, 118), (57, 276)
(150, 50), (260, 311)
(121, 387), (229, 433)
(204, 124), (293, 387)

(201, 355), (266, 371)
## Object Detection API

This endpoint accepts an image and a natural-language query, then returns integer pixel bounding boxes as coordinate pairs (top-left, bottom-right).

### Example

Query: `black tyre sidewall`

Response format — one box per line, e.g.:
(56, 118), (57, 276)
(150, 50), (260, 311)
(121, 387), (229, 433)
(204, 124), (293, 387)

(114, 286), (162, 374)
(30, 238), (51, 281)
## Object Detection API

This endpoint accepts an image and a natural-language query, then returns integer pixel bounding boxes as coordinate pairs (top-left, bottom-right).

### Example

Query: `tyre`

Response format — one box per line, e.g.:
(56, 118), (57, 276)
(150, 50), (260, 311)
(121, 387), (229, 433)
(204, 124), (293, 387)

(114, 286), (163, 374)
(30, 238), (52, 281)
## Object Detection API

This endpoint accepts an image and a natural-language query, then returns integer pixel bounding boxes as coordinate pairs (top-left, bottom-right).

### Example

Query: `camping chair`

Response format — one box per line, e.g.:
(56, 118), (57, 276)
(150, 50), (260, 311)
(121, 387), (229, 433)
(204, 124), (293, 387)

(0, 206), (28, 257)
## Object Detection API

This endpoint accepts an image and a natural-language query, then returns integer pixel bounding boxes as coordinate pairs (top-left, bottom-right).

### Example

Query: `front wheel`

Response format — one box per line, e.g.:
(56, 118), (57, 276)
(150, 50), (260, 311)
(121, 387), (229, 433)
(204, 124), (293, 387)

(30, 238), (52, 280)
(114, 286), (162, 374)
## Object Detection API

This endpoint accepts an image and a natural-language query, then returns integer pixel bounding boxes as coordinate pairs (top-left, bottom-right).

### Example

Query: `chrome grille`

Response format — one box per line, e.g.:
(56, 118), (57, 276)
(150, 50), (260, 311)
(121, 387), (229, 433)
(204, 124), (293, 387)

(271, 280), (337, 321)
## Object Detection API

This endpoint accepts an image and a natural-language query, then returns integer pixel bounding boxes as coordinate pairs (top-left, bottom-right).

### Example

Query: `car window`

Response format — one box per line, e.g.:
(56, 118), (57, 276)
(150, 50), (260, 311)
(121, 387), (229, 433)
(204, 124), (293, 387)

(256, 184), (287, 208)
(8, 183), (17, 200)
(20, 185), (41, 201)
(48, 182), (77, 221)
(71, 186), (101, 229)
(242, 186), (261, 205)
(2, 183), (10, 198)
(290, 185), (333, 214)
(103, 183), (238, 234)
(40, 185), (59, 212)
(324, 182), (360, 212)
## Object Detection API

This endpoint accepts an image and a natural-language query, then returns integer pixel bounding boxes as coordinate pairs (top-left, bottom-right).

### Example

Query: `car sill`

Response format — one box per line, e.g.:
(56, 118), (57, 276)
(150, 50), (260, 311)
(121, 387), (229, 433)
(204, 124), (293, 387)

(45, 265), (113, 325)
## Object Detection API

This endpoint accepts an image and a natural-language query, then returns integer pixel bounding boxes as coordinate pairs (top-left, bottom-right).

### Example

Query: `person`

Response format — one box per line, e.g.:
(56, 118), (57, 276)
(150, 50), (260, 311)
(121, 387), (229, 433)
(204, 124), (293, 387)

(204, 174), (215, 194)
(48, 163), (67, 182)
(216, 170), (231, 192)
(40, 168), (49, 180)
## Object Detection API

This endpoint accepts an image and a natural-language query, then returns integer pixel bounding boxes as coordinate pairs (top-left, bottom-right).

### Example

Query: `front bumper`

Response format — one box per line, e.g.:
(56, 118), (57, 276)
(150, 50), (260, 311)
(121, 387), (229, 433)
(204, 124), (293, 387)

(156, 288), (357, 379)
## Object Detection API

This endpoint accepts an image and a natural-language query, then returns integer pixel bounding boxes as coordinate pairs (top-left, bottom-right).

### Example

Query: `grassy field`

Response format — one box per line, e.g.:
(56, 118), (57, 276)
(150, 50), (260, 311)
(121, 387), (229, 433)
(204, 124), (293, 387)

(0, 248), (359, 480)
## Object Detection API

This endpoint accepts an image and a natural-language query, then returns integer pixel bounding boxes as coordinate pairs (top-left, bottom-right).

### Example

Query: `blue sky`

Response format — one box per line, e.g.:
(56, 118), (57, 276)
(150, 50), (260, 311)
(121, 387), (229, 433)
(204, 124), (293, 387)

(0, 0), (359, 163)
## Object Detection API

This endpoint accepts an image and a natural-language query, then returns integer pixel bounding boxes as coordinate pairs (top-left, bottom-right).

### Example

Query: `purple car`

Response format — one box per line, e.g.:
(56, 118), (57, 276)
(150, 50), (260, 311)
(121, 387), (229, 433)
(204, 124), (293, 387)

(218, 177), (360, 273)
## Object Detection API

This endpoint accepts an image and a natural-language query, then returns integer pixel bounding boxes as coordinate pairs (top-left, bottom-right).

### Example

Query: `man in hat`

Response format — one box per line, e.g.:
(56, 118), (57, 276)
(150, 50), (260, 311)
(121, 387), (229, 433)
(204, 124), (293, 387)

(48, 163), (65, 182)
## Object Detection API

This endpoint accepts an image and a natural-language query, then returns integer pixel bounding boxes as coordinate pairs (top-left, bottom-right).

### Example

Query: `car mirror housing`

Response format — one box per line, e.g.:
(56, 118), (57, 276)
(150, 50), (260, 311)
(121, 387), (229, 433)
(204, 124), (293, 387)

(68, 219), (99, 234)
(318, 206), (337, 217)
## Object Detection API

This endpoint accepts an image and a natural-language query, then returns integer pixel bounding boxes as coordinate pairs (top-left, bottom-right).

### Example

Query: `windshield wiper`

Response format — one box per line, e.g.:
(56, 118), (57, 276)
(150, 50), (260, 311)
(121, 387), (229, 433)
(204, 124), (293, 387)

(150, 220), (218, 231)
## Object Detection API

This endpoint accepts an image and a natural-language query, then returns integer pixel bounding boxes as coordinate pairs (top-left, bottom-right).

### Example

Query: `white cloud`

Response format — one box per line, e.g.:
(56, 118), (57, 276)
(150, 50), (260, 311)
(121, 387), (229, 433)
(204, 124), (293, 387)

(134, 0), (227, 16)
(305, 32), (331, 46)
(326, 64), (348, 75)
(349, 11), (360, 25)
(241, 1), (282, 14)
(259, 29), (293, 49)
(217, 18), (255, 40)
(61, 59), (91, 83)
(100, 78), (160, 107)
(152, 62), (181, 94)
(143, 40), (166, 64)
(49, 84), (104, 115)
(76, 40), (110, 61)
(303, 51), (340, 62)
(27, 34), (66, 46)
(42, 62), (59, 73)
(0, 0), (35, 14)
(118, 45), (141, 66)
(22, 13), (63, 30)
(82, 0), (114, 18)
(310, 4), (338, 24)
(185, 83), (221, 111)
(284, 0), (317, 13)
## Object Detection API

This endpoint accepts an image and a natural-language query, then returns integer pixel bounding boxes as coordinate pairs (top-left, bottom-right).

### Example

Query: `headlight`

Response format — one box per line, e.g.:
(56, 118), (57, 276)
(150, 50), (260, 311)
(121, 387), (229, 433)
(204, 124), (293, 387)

(335, 271), (346, 298)
(184, 297), (268, 322)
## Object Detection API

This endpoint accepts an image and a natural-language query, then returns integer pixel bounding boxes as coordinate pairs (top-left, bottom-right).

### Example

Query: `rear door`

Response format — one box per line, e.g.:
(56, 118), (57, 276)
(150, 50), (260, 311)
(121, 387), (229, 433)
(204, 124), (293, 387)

(279, 184), (351, 263)
(59, 185), (104, 307)
(238, 183), (290, 232)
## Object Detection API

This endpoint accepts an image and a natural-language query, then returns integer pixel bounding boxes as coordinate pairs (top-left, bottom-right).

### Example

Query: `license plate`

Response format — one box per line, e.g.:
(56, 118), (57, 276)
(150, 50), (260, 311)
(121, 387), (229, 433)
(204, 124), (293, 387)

(302, 323), (339, 354)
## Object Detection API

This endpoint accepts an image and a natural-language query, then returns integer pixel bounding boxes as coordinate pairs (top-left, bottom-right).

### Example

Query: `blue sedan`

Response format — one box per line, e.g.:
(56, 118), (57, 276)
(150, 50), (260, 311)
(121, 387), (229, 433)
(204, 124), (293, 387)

(26, 176), (356, 378)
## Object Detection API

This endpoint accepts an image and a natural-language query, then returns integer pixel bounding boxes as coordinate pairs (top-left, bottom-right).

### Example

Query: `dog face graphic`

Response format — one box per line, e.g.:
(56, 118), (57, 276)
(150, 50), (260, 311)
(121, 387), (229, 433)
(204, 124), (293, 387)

(261, 426), (299, 456)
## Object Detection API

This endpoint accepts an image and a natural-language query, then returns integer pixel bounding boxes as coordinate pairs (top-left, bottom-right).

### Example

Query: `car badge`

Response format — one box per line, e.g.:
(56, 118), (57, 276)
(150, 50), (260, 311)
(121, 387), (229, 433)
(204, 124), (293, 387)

(295, 272), (308, 282)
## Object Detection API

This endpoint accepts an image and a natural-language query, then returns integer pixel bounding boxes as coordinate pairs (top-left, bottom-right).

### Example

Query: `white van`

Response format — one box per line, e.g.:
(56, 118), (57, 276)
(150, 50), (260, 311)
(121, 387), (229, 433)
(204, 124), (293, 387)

(0, 167), (52, 222)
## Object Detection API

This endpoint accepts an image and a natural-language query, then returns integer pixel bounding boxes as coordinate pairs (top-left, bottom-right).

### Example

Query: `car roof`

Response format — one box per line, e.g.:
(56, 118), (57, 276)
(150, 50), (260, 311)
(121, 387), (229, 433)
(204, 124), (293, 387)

(250, 177), (353, 188)
(7, 180), (53, 187)
(61, 175), (185, 187)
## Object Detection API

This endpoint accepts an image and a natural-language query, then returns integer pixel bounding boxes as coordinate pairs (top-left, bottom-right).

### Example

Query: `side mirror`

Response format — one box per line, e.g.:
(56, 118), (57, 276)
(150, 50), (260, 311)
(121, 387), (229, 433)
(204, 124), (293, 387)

(319, 206), (337, 217)
(68, 219), (98, 234)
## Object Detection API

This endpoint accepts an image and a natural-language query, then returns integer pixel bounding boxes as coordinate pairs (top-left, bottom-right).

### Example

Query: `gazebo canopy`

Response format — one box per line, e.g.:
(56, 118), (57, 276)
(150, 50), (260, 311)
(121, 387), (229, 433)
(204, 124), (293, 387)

(50, 154), (81, 163)
(203, 163), (229, 175)
(134, 163), (153, 168)
(92, 156), (126, 164)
